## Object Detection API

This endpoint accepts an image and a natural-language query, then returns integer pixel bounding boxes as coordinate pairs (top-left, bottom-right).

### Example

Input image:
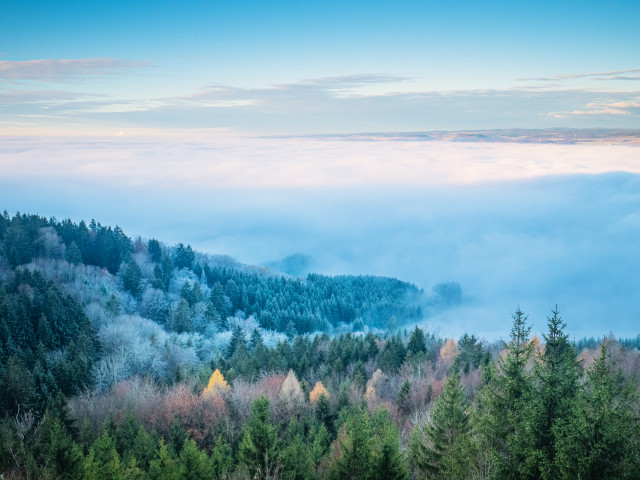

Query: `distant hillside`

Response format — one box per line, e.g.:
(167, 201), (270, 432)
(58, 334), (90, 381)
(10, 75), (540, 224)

(0, 210), (439, 400)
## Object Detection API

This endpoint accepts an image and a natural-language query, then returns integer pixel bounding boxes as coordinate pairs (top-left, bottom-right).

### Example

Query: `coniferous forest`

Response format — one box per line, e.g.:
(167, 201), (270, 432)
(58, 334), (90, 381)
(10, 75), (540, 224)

(1, 211), (639, 480)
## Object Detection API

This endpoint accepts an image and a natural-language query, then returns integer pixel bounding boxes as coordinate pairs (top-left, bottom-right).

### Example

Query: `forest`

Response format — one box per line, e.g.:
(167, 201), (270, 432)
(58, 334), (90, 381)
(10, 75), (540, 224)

(0, 211), (639, 479)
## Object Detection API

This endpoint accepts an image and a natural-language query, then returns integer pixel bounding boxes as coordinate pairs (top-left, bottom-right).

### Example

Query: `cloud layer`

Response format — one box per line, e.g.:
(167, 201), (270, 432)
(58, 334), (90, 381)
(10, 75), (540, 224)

(1, 137), (639, 339)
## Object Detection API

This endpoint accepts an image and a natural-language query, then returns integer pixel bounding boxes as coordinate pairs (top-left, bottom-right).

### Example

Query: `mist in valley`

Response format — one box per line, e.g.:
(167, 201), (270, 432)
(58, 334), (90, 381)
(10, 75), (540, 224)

(2, 136), (639, 340)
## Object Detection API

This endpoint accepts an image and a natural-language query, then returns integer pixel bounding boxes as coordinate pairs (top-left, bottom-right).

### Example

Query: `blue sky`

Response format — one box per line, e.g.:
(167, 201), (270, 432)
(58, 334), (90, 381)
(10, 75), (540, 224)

(1, 0), (639, 134)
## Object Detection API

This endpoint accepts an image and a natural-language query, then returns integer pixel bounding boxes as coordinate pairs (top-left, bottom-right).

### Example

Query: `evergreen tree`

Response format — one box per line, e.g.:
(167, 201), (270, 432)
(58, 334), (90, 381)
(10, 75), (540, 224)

(83, 431), (124, 480)
(379, 335), (406, 373)
(148, 239), (162, 263)
(227, 325), (246, 357)
(210, 435), (233, 478)
(397, 380), (411, 416)
(122, 256), (143, 298)
(238, 396), (280, 480)
(148, 439), (181, 480)
(39, 416), (84, 480)
(174, 243), (195, 270)
(555, 342), (640, 479)
(280, 434), (314, 480)
(179, 438), (212, 480)
(474, 308), (535, 480)
(66, 241), (83, 265)
(411, 372), (474, 479)
(407, 326), (427, 357)
(328, 408), (373, 480)
(371, 409), (407, 480)
(105, 294), (121, 318)
(171, 299), (192, 333)
(528, 307), (579, 479)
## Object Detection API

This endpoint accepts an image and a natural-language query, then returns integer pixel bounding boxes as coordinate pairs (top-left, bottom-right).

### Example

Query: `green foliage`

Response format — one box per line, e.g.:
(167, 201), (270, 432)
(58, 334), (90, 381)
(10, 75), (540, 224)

(474, 308), (535, 480)
(527, 307), (580, 479)
(122, 256), (143, 298)
(238, 396), (280, 479)
(148, 239), (162, 263)
(555, 343), (640, 479)
(281, 433), (315, 480)
(210, 435), (233, 478)
(328, 408), (373, 480)
(83, 431), (125, 480)
(411, 372), (474, 479)
(379, 335), (406, 373)
(179, 438), (213, 480)
(406, 326), (427, 357)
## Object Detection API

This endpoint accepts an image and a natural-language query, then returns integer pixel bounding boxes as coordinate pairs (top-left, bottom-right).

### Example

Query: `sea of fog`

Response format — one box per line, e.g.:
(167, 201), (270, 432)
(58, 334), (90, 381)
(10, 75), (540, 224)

(1, 136), (639, 340)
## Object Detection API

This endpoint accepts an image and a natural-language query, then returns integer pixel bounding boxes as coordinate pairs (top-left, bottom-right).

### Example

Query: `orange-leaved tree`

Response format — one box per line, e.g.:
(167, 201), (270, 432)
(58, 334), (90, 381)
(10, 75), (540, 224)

(309, 381), (330, 404)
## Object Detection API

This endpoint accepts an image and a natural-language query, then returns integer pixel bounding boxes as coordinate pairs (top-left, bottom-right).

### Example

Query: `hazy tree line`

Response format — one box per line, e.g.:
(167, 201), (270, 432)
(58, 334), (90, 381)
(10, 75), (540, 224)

(1, 211), (639, 479)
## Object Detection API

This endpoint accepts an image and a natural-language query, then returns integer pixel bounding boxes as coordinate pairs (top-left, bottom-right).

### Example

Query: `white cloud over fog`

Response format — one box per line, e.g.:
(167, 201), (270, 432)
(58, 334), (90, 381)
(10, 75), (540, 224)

(1, 137), (639, 340)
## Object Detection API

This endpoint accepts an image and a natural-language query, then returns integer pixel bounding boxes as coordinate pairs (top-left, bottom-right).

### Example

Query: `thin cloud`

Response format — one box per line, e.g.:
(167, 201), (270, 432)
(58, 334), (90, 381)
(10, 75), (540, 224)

(3, 74), (640, 133)
(0, 58), (149, 81)
(518, 68), (640, 82)
(549, 99), (640, 117)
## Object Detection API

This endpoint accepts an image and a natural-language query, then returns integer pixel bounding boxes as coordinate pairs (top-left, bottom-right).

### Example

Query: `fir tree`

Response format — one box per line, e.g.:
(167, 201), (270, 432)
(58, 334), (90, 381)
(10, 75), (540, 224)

(474, 308), (535, 480)
(411, 372), (473, 479)
(238, 396), (280, 480)
(528, 307), (579, 479)
(227, 325), (246, 358)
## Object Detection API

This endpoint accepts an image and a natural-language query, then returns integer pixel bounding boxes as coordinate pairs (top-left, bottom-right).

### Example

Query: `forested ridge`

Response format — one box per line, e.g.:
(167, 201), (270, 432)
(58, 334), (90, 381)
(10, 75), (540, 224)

(0, 211), (639, 479)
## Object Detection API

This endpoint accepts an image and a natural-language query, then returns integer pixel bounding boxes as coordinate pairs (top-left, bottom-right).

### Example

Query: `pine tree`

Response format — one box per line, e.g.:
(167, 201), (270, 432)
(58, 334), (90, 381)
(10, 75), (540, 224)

(371, 409), (408, 480)
(238, 396), (280, 480)
(122, 256), (143, 298)
(210, 435), (233, 478)
(555, 342), (640, 479)
(66, 241), (83, 265)
(147, 439), (181, 480)
(328, 409), (373, 480)
(179, 438), (212, 480)
(411, 372), (473, 479)
(227, 325), (246, 357)
(171, 299), (192, 333)
(528, 307), (579, 479)
(474, 308), (535, 480)
(39, 416), (84, 480)
(407, 326), (427, 357)
(83, 431), (124, 480)
(148, 239), (162, 263)
(280, 434), (314, 480)
(398, 380), (411, 415)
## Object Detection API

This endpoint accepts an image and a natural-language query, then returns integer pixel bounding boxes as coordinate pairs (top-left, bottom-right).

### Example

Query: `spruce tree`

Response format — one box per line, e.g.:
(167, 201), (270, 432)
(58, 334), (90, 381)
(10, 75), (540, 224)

(555, 342), (640, 479)
(411, 372), (473, 479)
(474, 308), (535, 480)
(238, 396), (280, 480)
(328, 409), (373, 480)
(528, 307), (579, 479)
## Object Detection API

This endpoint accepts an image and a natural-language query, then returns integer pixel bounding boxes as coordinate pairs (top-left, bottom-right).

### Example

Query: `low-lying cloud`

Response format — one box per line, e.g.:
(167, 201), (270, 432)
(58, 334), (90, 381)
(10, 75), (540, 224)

(1, 137), (639, 340)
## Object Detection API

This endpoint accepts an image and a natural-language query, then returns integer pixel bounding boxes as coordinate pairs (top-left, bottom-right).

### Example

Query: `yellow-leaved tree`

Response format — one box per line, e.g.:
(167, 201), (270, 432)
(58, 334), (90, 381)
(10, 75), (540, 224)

(202, 369), (230, 397)
(440, 338), (458, 362)
(365, 368), (387, 404)
(309, 381), (330, 404)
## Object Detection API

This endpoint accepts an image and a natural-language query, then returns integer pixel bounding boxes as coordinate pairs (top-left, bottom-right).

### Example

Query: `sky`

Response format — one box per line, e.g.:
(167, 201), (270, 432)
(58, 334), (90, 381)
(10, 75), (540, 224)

(1, 1), (639, 339)
(1, 0), (639, 134)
